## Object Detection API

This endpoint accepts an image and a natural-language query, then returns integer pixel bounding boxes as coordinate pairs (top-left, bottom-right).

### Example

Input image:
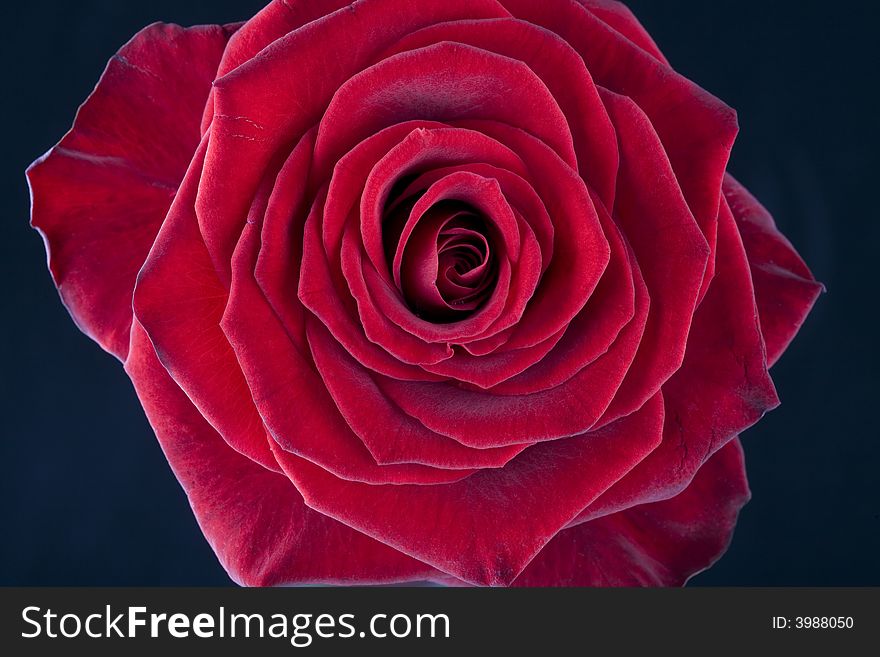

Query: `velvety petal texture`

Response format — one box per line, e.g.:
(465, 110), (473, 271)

(514, 439), (750, 586)
(28, 22), (236, 359)
(30, 0), (821, 587)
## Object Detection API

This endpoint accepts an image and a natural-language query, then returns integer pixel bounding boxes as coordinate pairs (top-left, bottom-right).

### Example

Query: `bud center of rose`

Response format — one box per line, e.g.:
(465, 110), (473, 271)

(386, 195), (497, 323)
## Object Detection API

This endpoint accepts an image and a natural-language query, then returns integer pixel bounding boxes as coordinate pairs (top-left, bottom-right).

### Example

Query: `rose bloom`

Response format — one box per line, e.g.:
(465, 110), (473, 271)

(28, 0), (821, 586)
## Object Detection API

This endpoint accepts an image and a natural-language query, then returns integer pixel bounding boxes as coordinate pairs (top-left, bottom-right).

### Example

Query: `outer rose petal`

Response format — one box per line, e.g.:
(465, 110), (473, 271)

(569, 197), (779, 525)
(124, 322), (440, 586)
(723, 175), (823, 366)
(200, 0), (355, 134)
(27, 22), (234, 359)
(276, 394), (664, 586)
(133, 141), (280, 473)
(594, 89), (710, 424)
(499, 0), (738, 300)
(577, 0), (668, 63)
(513, 439), (749, 586)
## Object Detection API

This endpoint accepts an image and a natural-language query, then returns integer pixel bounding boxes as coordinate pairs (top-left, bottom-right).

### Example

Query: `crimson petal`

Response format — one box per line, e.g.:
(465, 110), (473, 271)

(306, 319), (531, 469)
(571, 197), (779, 525)
(381, 17), (619, 207)
(133, 141), (279, 472)
(596, 90), (710, 424)
(576, 0), (668, 63)
(223, 223), (476, 485)
(315, 41), (577, 175)
(28, 22), (233, 359)
(514, 439), (749, 586)
(200, 0), (354, 134)
(724, 175), (823, 366)
(124, 322), (440, 586)
(277, 393), (664, 586)
(500, 0), (738, 300)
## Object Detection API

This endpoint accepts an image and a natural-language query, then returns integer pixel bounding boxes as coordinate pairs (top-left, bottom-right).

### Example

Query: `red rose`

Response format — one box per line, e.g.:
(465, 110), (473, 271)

(28, 0), (821, 586)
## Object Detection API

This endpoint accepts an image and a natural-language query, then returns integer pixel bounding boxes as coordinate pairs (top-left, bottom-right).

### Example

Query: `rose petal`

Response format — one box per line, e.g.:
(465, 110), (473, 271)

(386, 162), (555, 279)
(376, 260), (645, 446)
(223, 223), (476, 485)
(344, 175), (548, 379)
(488, 190), (637, 394)
(513, 438), (749, 586)
(314, 40), (577, 176)
(378, 95), (709, 447)
(253, 128), (318, 350)
(596, 89), (710, 424)
(133, 141), (279, 472)
(570, 197), (779, 525)
(302, 187), (454, 377)
(576, 0), (668, 63)
(28, 22), (233, 359)
(124, 321), (440, 586)
(303, 125), (558, 378)
(306, 319), (531, 469)
(500, 0), (738, 300)
(453, 120), (611, 354)
(200, 0), (354, 134)
(345, 171), (525, 358)
(278, 393), (664, 586)
(353, 128), (526, 278)
(723, 175), (823, 366)
(381, 16), (619, 207)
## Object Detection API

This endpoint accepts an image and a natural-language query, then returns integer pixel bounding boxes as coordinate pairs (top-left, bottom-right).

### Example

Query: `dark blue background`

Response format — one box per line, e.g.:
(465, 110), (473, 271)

(2, 0), (877, 585)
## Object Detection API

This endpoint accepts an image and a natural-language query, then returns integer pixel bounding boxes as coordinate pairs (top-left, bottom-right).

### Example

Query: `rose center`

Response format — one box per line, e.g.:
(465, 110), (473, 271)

(385, 195), (497, 323)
